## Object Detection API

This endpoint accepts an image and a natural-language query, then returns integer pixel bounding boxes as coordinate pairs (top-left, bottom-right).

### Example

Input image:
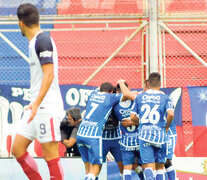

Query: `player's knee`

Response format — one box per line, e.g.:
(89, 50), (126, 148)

(165, 159), (172, 169)
(11, 144), (21, 158)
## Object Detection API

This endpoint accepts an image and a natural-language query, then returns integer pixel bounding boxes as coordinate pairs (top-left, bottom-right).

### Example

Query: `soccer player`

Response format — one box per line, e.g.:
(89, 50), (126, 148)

(165, 118), (177, 180)
(12, 4), (64, 180)
(102, 111), (123, 178)
(76, 82), (123, 180)
(113, 80), (142, 180)
(130, 72), (174, 180)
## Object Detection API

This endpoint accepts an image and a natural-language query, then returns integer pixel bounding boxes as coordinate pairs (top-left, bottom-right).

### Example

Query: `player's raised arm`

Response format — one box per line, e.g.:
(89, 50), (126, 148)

(117, 79), (137, 101)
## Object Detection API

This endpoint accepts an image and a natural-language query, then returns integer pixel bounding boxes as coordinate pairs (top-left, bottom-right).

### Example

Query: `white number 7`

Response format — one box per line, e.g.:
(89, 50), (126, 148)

(86, 103), (99, 119)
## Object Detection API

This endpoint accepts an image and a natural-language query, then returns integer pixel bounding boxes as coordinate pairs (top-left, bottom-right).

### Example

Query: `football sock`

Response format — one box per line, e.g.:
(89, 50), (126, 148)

(143, 168), (154, 180)
(123, 169), (132, 180)
(166, 166), (176, 180)
(16, 152), (42, 180)
(47, 157), (64, 180)
(156, 169), (165, 180)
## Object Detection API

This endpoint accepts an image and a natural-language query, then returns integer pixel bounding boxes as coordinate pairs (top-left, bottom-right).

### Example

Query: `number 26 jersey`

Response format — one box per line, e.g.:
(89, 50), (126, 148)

(131, 89), (174, 144)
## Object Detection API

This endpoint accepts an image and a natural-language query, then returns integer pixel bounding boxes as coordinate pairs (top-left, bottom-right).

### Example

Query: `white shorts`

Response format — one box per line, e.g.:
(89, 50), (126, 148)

(16, 108), (65, 143)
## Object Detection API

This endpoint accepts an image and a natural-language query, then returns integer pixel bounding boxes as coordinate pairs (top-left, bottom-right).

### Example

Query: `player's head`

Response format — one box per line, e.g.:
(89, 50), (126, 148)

(66, 107), (82, 122)
(148, 72), (161, 88)
(143, 79), (149, 91)
(17, 3), (39, 36)
(100, 82), (114, 93)
(116, 82), (129, 93)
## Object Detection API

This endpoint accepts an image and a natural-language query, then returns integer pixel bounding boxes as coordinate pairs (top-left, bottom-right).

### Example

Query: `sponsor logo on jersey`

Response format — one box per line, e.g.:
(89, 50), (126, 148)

(119, 108), (131, 117)
(40, 50), (52, 58)
(142, 95), (161, 101)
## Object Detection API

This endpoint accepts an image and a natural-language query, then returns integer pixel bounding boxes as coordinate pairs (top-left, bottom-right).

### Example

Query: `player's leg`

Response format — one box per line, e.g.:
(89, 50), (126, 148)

(155, 143), (167, 180)
(110, 139), (123, 175)
(139, 139), (155, 180)
(87, 137), (103, 178)
(134, 151), (144, 180)
(165, 135), (177, 180)
(36, 111), (64, 180)
(155, 163), (165, 180)
(12, 134), (42, 180)
(121, 150), (137, 180)
(76, 135), (91, 179)
(12, 109), (42, 180)
(41, 141), (64, 180)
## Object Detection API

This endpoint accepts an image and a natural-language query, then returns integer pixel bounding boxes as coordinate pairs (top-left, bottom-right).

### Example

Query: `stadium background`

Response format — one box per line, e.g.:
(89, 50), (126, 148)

(0, 0), (207, 179)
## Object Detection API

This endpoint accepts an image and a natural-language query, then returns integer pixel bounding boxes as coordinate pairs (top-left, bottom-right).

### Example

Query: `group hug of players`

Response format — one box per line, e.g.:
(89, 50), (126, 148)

(76, 72), (177, 180)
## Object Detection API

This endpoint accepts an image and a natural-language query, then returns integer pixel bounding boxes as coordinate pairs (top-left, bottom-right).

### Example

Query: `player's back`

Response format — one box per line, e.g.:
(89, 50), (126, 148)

(113, 99), (139, 150)
(131, 89), (174, 144)
(78, 91), (121, 138)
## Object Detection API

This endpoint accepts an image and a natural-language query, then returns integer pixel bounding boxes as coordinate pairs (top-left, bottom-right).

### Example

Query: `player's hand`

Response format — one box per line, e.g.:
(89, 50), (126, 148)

(121, 119), (134, 127)
(117, 79), (126, 84)
(26, 102), (38, 124)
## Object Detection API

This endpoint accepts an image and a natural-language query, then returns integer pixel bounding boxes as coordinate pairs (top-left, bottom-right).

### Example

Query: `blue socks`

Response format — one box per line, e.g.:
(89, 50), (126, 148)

(123, 169), (132, 180)
(166, 166), (176, 180)
(156, 170), (165, 180)
(144, 168), (154, 180)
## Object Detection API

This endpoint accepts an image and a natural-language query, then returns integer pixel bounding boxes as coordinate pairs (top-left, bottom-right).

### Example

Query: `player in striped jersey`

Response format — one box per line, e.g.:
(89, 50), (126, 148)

(102, 111), (123, 178)
(76, 82), (123, 180)
(165, 116), (177, 180)
(12, 4), (64, 180)
(113, 80), (142, 180)
(130, 72), (174, 180)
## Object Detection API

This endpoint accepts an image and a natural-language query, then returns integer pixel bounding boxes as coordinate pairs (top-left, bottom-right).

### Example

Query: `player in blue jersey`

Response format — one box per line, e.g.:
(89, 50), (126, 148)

(76, 82), (124, 180)
(165, 115), (177, 180)
(102, 111), (123, 178)
(130, 72), (174, 180)
(113, 80), (143, 180)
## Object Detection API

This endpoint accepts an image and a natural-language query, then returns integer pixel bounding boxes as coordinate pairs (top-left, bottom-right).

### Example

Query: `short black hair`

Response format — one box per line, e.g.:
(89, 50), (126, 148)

(100, 82), (114, 93)
(66, 107), (82, 122)
(116, 82), (128, 93)
(17, 3), (39, 27)
(148, 72), (161, 87)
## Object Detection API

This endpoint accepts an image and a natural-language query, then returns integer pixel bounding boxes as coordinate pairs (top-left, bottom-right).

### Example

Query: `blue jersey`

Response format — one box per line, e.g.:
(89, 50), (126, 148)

(77, 91), (122, 138)
(102, 113), (121, 140)
(113, 99), (139, 151)
(131, 89), (174, 144)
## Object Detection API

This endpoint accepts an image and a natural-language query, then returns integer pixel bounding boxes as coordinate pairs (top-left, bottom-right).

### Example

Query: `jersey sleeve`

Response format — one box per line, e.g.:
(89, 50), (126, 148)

(110, 93), (123, 106)
(35, 32), (53, 66)
(130, 96), (138, 114)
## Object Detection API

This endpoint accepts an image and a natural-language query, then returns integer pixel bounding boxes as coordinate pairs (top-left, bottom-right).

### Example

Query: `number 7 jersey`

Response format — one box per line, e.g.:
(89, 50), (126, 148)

(131, 89), (174, 144)
(77, 91), (122, 138)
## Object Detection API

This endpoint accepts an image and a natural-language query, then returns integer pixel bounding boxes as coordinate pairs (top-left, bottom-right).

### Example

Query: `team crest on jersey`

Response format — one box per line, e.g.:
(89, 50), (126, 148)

(119, 99), (131, 108)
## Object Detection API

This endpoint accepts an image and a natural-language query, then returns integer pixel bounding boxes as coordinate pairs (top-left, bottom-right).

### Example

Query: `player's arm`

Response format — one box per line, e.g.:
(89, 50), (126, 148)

(117, 79), (137, 101)
(165, 110), (174, 133)
(121, 118), (139, 127)
(130, 113), (139, 123)
(130, 98), (139, 123)
(165, 97), (174, 132)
